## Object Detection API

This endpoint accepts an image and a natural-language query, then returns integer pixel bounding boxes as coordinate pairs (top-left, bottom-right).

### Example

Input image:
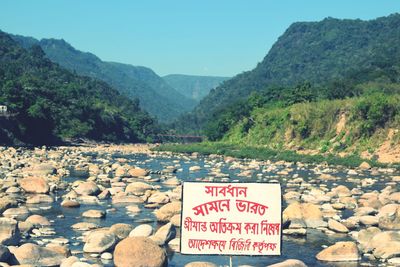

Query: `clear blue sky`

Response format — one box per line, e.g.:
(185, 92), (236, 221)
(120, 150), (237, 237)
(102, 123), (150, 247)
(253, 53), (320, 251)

(1, 0), (399, 77)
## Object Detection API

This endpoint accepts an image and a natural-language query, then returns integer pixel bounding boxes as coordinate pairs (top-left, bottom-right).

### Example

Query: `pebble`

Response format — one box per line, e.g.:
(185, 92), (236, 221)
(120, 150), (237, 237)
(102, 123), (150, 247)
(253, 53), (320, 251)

(101, 252), (113, 260)
(82, 210), (106, 219)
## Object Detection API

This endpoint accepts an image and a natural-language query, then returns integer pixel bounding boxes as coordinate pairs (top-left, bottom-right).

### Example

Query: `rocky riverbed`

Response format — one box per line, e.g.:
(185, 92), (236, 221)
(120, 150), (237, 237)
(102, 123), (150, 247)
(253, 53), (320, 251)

(0, 144), (399, 267)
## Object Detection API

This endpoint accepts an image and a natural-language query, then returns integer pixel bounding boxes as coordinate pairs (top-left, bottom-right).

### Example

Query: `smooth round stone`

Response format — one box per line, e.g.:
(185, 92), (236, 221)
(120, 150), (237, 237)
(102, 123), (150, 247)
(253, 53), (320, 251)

(170, 214), (181, 227)
(388, 258), (400, 265)
(5, 186), (20, 194)
(163, 177), (181, 186)
(71, 222), (99, 231)
(111, 182), (126, 188)
(342, 217), (359, 230)
(33, 227), (56, 236)
(154, 201), (181, 222)
(125, 205), (141, 213)
(129, 224), (153, 237)
(316, 241), (360, 261)
(151, 223), (175, 245)
(77, 195), (99, 204)
(328, 219), (349, 233)
(19, 176), (50, 194)
(51, 237), (69, 245)
(101, 252), (113, 260)
(18, 221), (34, 234)
(282, 228), (307, 236)
(26, 214), (51, 226)
(12, 242), (64, 266)
(3, 207), (31, 221)
(27, 194), (54, 204)
(168, 238), (180, 252)
(109, 223), (133, 239)
(355, 207), (377, 216)
(359, 216), (379, 226)
(113, 237), (167, 267)
(82, 210), (106, 219)
(331, 203), (345, 210)
(112, 195), (144, 204)
(189, 166), (201, 172)
(127, 168), (149, 177)
(98, 189), (111, 200)
(125, 182), (152, 196)
(61, 200), (80, 208)
(147, 192), (170, 204)
(60, 255), (79, 266)
(83, 230), (116, 254)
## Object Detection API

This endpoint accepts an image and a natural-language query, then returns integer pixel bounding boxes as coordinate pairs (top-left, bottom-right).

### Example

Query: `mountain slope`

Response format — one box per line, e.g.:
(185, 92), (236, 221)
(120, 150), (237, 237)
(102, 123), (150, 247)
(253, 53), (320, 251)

(163, 74), (229, 102)
(200, 23), (400, 162)
(179, 13), (400, 132)
(0, 30), (158, 145)
(219, 89), (400, 163)
(11, 35), (196, 122)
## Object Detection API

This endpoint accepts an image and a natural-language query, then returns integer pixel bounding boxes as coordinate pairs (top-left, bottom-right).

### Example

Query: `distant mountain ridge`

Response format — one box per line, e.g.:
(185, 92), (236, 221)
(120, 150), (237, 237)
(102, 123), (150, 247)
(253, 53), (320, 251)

(177, 13), (400, 132)
(11, 35), (196, 122)
(163, 74), (230, 102)
(0, 30), (158, 144)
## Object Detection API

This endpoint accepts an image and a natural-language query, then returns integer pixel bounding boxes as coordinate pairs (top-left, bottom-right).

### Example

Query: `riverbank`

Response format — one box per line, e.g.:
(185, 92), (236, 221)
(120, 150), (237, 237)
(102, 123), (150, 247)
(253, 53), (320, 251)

(152, 142), (400, 169)
(0, 143), (399, 266)
(68, 142), (154, 154)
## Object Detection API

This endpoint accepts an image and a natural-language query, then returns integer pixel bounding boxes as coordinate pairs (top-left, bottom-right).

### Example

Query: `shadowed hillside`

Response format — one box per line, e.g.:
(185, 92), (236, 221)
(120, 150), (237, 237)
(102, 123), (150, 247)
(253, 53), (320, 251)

(12, 35), (196, 122)
(174, 13), (400, 132)
(0, 31), (158, 145)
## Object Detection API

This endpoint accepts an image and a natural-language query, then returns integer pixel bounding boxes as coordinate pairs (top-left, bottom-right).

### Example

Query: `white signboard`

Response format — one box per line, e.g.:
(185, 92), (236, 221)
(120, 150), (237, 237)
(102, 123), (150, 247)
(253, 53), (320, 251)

(180, 182), (281, 255)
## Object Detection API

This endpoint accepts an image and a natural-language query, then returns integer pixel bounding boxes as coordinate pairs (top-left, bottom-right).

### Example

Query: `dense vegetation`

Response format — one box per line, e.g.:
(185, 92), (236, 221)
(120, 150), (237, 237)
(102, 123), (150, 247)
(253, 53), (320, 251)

(0, 31), (158, 145)
(163, 13), (400, 165)
(205, 51), (400, 142)
(174, 13), (400, 133)
(163, 74), (229, 102)
(12, 35), (196, 122)
(153, 143), (394, 168)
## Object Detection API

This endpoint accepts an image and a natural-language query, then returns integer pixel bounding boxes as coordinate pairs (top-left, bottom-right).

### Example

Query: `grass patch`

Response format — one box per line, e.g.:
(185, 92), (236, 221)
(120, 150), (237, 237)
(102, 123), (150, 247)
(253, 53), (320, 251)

(152, 142), (395, 169)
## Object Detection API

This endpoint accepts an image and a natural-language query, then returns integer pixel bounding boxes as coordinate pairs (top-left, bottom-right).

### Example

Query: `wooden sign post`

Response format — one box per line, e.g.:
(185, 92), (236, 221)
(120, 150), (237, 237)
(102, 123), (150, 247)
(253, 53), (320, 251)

(180, 182), (282, 260)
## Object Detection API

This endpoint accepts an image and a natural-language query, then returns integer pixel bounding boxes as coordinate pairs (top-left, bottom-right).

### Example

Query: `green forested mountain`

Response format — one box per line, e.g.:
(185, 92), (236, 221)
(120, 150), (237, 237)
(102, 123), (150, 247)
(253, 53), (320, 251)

(0, 30), (158, 145)
(198, 13), (400, 157)
(163, 74), (229, 102)
(11, 35), (196, 122)
(175, 13), (400, 132)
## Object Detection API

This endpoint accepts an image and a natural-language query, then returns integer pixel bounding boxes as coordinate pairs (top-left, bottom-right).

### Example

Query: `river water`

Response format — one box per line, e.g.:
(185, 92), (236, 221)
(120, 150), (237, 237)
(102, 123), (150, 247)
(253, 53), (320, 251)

(23, 151), (398, 267)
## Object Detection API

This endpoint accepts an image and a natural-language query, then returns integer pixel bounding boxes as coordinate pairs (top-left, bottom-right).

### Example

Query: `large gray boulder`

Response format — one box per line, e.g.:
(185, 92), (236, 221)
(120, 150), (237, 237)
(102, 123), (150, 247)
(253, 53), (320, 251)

(19, 176), (50, 194)
(316, 241), (359, 262)
(125, 182), (152, 196)
(283, 202), (326, 228)
(83, 230), (117, 253)
(129, 224), (153, 237)
(114, 237), (167, 267)
(151, 223), (176, 245)
(0, 217), (20, 245)
(109, 223), (133, 240)
(12, 243), (66, 266)
(74, 181), (100, 196)
(154, 201), (181, 222)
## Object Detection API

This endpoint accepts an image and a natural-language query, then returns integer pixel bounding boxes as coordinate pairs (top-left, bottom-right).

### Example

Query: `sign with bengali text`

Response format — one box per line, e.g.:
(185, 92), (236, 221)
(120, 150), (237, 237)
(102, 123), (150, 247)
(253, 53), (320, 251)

(180, 182), (281, 255)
